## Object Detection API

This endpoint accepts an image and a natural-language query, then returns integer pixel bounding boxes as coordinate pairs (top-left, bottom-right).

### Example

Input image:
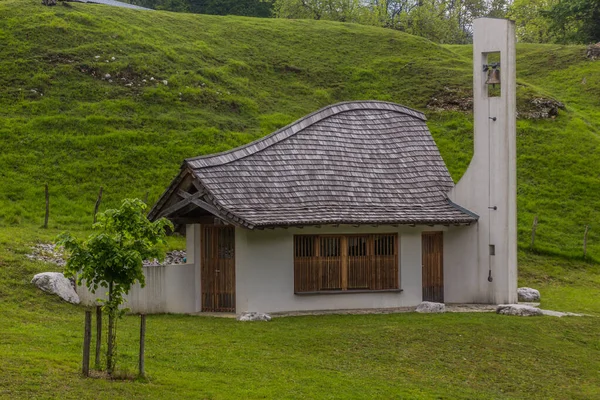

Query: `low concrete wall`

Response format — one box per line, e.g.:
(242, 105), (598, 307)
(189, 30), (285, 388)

(77, 263), (197, 314)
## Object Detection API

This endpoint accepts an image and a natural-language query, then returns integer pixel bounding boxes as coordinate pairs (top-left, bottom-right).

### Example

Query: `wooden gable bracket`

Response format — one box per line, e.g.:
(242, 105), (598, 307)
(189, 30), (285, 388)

(190, 179), (204, 192)
(170, 216), (229, 225)
(177, 188), (205, 200)
(157, 190), (205, 219)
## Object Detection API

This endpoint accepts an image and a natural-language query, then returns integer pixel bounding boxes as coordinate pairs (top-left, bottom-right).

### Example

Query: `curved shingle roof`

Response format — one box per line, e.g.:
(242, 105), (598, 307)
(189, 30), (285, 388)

(150, 101), (477, 228)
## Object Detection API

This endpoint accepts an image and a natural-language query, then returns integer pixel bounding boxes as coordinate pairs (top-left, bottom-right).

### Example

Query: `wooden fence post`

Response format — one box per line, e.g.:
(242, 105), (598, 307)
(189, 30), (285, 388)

(95, 306), (102, 370)
(93, 187), (103, 224)
(139, 314), (146, 377)
(44, 183), (49, 229)
(584, 225), (589, 258)
(83, 310), (92, 377)
(530, 215), (538, 250)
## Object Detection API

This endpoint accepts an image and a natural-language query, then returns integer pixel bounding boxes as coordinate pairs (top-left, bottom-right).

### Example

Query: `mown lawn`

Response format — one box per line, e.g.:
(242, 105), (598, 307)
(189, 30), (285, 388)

(1, 226), (599, 399)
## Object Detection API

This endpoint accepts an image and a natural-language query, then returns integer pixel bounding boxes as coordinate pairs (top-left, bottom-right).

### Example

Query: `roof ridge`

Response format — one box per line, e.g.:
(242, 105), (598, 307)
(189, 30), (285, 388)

(185, 101), (426, 169)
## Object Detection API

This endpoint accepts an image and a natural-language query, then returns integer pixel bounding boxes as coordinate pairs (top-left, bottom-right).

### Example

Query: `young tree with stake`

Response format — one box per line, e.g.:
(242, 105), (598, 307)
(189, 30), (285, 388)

(58, 198), (173, 375)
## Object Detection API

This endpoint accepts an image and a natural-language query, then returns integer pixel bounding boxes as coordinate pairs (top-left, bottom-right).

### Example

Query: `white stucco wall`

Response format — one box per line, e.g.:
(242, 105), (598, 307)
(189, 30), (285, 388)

(235, 225), (442, 313)
(77, 263), (198, 314)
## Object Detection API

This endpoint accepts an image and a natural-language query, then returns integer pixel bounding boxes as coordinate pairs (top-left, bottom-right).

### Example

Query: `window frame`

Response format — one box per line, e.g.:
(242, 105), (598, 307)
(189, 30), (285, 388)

(293, 233), (401, 295)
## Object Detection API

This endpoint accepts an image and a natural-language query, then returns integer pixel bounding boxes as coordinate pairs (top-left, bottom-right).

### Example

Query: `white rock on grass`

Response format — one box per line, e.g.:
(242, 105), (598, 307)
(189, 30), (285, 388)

(31, 272), (80, 304)
(237, 312), (271, 322)
(496, 304), (542, 317)
(415, 301), (445, 313)
(518, 287), (541, 302)
(540, 309), (584, 317)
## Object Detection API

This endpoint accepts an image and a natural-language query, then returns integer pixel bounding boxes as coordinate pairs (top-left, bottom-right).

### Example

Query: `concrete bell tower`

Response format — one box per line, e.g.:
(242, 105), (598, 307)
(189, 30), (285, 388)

(445, 18), (518, 304)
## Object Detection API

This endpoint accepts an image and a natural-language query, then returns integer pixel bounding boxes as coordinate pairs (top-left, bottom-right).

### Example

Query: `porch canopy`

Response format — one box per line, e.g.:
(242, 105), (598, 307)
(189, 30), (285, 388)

(148, 101), (478, 228)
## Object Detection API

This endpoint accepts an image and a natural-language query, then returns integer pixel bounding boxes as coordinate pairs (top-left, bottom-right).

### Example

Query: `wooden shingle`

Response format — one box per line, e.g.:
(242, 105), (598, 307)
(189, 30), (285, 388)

(149, 101), (478, 227)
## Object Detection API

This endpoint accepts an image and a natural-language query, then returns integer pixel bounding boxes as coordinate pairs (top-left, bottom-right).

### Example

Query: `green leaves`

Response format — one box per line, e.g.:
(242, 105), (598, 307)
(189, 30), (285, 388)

(57, 198), (173, 373)
(544, 0), (600, 44)
(57, 198), (173, 305)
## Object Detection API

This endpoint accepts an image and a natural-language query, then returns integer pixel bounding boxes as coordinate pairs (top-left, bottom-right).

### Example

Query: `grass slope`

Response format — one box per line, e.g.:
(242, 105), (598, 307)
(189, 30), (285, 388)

(1, 0), (600, 259)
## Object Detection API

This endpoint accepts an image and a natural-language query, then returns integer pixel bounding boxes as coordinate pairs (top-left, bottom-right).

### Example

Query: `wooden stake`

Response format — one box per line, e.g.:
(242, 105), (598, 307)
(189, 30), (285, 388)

(83, 310), (92, 377)
(95, 306), (102, 370)
(139, 314), (146, 377)
(530, 215), (538, 250)
(44, 183), (49, 229)
(144, 191), (149, 205)
(107, 282), (115, 375)
(93, 187), (103, 224)
(584, 225), (589, 258)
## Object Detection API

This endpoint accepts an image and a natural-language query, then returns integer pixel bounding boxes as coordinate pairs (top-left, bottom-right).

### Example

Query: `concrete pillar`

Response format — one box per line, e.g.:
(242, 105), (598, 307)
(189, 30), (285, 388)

(448, 18), (517, 304)
(185, 224), (202, 312)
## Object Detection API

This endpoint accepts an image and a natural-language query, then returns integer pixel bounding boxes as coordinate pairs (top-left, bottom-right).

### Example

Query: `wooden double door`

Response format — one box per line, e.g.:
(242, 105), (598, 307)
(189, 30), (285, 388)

(201, 225), (236, 312)
(422, 232), (444, 303)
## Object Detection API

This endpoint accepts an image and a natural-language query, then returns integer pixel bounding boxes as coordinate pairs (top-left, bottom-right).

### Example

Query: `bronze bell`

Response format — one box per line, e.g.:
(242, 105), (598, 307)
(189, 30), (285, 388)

(486, 68), (501, 87)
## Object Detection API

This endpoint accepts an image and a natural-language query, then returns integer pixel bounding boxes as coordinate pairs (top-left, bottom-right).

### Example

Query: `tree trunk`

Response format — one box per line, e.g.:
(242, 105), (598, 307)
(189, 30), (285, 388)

(95, 306), (102, 370)
(107, 281), (115, 375)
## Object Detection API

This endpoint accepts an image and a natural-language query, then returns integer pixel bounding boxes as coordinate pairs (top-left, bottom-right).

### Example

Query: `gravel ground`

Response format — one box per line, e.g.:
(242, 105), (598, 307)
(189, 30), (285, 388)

(27, 243), (187, 267)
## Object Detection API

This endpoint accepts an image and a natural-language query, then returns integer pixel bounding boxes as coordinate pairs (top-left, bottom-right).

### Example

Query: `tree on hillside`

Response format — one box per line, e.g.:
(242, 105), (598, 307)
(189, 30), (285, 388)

(544, 0), (600, 44)
(507, 0), (557, 43)
(273, 0), (366, 22)
(274, 0), (508, 43)
(396, 0), (468, 43)
(58, 199), (173, 375)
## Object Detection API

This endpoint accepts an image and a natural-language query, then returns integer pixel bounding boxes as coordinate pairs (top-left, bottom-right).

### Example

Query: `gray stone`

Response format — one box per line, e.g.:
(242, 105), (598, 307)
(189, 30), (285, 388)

(26, 243), (66, 267)
(237, 312), (271, 322)
(143, 250), (187, 267)
(32, 272), (80, 304)
(415, 301), (445, 313)
(518, 287), (541, 302)
(496, 304), (542, 316)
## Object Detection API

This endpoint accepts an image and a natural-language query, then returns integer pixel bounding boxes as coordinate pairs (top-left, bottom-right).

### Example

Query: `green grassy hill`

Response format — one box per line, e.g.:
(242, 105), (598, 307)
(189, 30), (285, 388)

(1, 0), (600, 260)
(2, 2), (600, 398)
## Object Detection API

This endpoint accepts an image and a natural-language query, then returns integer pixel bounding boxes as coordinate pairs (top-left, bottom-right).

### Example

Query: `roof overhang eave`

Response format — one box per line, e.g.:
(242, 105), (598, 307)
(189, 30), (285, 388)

(251, 219), (478, 229)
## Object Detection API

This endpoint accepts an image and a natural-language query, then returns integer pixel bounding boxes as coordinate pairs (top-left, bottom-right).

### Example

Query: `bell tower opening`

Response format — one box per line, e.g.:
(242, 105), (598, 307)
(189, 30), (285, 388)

(484, 52), (501, 97)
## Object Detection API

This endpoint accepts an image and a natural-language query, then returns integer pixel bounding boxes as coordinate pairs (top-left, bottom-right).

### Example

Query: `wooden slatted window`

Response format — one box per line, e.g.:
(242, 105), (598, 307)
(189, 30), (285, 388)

(294, 234), (399, 293)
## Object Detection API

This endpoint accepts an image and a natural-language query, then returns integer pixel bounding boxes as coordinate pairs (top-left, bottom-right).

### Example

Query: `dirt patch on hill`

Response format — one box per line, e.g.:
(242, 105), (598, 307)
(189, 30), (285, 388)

(520, 97), (565, 119)
(427, 86), (565, 119)
(587, 43), (600, 60)
(426, 87), (472, 113)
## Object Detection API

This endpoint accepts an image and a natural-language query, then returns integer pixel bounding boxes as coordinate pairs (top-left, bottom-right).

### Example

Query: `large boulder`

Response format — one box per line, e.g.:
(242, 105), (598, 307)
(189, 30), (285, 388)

(415, 301), (445, 313)
(31, 272), (80, 304)
(518, 287), (541, 302)
(237, 312), (271, 322)
(496, 304), (542, 317)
